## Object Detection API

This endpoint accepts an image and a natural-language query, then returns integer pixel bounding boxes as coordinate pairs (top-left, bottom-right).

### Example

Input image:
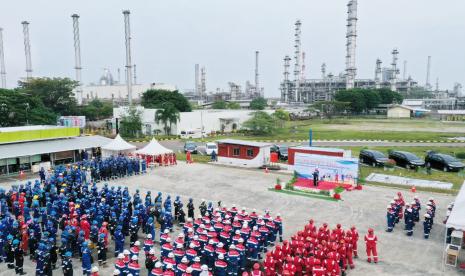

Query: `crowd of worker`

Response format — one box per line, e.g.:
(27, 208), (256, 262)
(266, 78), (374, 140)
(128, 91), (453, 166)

(261, 220), (375, 276)
(0, 162), (283, 276)
(386, 192), (436, 239)
(39, 155), (147, 185)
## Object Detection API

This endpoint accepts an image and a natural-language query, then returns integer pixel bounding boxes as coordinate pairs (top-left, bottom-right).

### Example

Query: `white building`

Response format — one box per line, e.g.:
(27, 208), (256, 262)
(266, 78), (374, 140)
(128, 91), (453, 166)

(82, 83), (177, 102)
(113, 107), (273, 136)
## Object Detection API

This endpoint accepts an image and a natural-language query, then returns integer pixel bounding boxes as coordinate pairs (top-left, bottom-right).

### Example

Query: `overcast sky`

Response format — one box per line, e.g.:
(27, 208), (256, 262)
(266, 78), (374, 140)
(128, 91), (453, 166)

(1, 0), (464, 97)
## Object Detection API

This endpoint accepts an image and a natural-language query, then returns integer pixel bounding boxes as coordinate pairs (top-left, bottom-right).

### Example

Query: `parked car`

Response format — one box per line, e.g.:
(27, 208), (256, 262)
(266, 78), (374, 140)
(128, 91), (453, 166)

(205, 142), (218, 155)
(270, 144), (289, 160)
(388, 151), (425, 169)
(359, 149), (389, 167)
(425, 152), (465, 172)
(184, 141), (198, 154)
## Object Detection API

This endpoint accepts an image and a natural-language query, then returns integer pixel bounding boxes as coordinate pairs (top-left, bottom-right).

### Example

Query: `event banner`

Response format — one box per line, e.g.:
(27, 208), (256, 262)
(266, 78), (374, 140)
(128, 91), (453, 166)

(294, 152), (359, 185)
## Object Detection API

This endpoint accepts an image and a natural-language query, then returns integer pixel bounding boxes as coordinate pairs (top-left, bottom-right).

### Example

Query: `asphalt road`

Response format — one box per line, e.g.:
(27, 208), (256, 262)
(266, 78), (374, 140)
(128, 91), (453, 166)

(132, 140), (465, 154)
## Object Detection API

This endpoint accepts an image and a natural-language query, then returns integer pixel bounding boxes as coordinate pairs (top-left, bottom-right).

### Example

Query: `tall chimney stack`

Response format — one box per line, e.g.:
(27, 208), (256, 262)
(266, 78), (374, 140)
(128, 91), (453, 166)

(22, 21), (32, 80)
(0, 28), (6, 88)
(122, 10), (133, 105)
(71, 14), (83, 105)
(345, 0), (358, 89)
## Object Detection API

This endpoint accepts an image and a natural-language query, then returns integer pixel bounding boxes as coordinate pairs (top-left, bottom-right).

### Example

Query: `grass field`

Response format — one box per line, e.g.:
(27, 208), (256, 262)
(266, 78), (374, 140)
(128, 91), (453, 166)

(199, 118), (465, 142)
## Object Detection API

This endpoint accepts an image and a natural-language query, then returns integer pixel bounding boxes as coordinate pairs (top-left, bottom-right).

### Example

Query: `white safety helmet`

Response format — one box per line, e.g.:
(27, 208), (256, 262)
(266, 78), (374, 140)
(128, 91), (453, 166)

(134, 241), (140, 246)
(147, 234), (152, 239)
(113, 269), (121, 275)
(91, 267), (99, 273)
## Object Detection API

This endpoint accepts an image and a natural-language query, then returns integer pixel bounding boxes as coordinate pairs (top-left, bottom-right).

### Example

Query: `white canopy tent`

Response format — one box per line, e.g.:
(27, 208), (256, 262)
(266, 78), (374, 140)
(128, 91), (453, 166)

(135, 138), (173, 156)
(443, 181), (465, 270)
(101, 134), (136, 157)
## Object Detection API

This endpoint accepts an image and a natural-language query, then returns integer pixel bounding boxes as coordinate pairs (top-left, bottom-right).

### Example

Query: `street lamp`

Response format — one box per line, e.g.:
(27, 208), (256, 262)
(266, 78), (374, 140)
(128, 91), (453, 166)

(24, 103), (30, 125)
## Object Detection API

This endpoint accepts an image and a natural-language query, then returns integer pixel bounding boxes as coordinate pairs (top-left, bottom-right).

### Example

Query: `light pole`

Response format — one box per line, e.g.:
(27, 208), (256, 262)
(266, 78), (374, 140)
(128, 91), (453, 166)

(24, 102), (29, 125)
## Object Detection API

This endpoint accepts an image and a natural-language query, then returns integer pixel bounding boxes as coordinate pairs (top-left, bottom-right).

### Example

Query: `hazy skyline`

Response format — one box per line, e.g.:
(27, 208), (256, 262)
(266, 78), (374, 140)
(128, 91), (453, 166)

(1, 0), (464, 97)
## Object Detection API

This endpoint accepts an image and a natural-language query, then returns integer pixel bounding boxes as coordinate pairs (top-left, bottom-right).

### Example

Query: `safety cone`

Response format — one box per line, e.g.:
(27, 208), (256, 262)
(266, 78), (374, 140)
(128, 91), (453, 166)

(411, 185), (416, 193)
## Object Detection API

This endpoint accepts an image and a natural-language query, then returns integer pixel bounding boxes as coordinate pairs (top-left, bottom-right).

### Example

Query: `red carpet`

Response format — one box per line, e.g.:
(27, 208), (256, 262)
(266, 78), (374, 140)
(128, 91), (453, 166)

(294, 178), (354, 191)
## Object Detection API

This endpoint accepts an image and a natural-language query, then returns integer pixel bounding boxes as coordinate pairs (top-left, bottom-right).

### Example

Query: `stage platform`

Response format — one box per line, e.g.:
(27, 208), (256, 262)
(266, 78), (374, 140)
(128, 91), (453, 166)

(293, 178), (354, 191)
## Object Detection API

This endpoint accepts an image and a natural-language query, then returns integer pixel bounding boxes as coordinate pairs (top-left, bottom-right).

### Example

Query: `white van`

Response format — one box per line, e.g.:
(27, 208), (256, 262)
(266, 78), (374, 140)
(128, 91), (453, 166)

(180, 129), (205, 139)
(205, 142), (218, 155)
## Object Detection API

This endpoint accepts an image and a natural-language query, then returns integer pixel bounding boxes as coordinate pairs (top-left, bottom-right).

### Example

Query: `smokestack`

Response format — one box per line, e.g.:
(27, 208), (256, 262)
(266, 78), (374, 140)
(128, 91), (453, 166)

(195, 64), (200, 96)
(71, 14), (83, 105)
(426, 56), (432, 91)
(390, 48), (399, 91)
(255, 51), (260, 97)
(294, 20), (302, 101)
(375, 59), (382, 89)
(21, 21), (32, 80)
(0, 28), (6, 88)
(345, 0), (358, 89)
(122, 10), (133, 105)
(282, 55), (291, 103)
(321, 63), (326, 79)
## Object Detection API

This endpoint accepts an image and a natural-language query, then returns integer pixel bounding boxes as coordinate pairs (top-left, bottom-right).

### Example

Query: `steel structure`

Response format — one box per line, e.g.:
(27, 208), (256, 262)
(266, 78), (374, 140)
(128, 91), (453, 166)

(133, 64), (137, 85)
(71, 14), (83, 105)
(201, 66), (206, 99)
(390, 49), (399, 91)
(122, 10), (133, 105)
(321, 63), (326, 79)
(301, 51), (306, 81)
(403, 60), (407, 80)
(0, 28), (6, 88)
(345, 0), (358, 89)
(294, 20), (302, 101)
(195, 63), (200, 96)
(374, 59), (382, 88)
(21, 21), (32, 80)
(282, 55), (291, 102)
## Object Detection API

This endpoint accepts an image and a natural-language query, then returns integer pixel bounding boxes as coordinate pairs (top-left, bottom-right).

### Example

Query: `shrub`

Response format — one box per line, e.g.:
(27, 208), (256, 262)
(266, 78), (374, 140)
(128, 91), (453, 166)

(334, 186), (345, 194)
(318, 190), (330, 196)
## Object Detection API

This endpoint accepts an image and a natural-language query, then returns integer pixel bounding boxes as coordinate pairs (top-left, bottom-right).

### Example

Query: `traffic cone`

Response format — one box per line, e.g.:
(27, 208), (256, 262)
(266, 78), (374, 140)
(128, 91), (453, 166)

(411, 185), (416, 193)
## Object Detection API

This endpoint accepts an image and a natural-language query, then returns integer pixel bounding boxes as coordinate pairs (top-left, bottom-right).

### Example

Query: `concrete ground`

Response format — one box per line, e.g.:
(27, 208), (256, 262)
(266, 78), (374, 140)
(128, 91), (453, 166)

(0, 163), (460, 276)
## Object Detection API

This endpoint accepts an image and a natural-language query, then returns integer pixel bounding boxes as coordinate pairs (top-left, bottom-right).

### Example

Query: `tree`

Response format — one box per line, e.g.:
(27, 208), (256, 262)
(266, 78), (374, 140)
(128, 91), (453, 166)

(227, 102), (241, 110)
(79, 99), (113, 121)
(155, 102), (180, 135)
(212, 100), (227, 109)
(18, 77), (79, 116)
(249, 97), (267, 110)
(119, 106), (142, 138)
(0, 88), (56, 127)
(242, 111), (277, 135)
(272, 108), (290, 128)
(141, 89), (192, 112)
(360, 89), (381, 111)
(378, 88), (403, 104)
(335, 90), (366, 113)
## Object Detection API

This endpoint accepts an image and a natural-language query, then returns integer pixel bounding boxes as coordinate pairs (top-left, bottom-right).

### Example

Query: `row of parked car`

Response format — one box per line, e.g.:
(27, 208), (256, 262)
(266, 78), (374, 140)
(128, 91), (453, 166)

(359, 149), (465, 172)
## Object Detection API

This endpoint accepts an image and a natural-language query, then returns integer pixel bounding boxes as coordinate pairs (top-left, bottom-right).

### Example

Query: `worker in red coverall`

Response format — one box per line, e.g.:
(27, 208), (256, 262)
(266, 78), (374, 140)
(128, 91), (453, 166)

(80, 215), (91, 240)
(263, 253), (276, 276)
(21, 224), (28, 253)
(364, 228), (378, 263)
(344, 232), (355, 269)
(317, 223), (330, 241)
(282, 256), (296, 275)
(293, 254), (303, 276)
(333, 224), (344, 241)
(251, 263), (263, 276)
(304, 253), (317, 275)
(349, 226), (359, 258)
(312, 258), (326, 276)
(338, 239), (347, 273)
(323, 256), (339, 276)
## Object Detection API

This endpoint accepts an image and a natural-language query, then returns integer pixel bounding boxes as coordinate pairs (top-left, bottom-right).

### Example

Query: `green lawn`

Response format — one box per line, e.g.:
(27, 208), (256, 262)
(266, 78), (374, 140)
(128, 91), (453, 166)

(176, 152), (212, 163)
(197, 118), (465, 142)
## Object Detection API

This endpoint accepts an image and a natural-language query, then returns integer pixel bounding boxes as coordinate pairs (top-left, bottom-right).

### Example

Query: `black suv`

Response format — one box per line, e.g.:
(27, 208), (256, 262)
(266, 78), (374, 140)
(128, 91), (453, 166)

(388, 151), (425, 169)
(359, 149), (388, 167)
(425, 152), (465, 172)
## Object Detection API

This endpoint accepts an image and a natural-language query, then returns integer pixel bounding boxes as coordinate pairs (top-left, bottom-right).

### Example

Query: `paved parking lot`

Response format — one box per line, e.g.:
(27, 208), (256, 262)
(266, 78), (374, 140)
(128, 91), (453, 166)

(0, 163), (460, 276)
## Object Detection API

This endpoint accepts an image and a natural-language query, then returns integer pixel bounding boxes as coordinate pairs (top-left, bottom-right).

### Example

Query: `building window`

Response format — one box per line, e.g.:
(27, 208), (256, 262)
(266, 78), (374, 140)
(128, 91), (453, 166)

(247, 148), (254, 157)
(233, 148), (240, 156)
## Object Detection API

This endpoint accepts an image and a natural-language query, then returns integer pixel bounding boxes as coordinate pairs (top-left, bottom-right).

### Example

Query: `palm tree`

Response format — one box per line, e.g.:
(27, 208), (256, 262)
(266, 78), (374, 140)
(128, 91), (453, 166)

(155, 102), (180, 135)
